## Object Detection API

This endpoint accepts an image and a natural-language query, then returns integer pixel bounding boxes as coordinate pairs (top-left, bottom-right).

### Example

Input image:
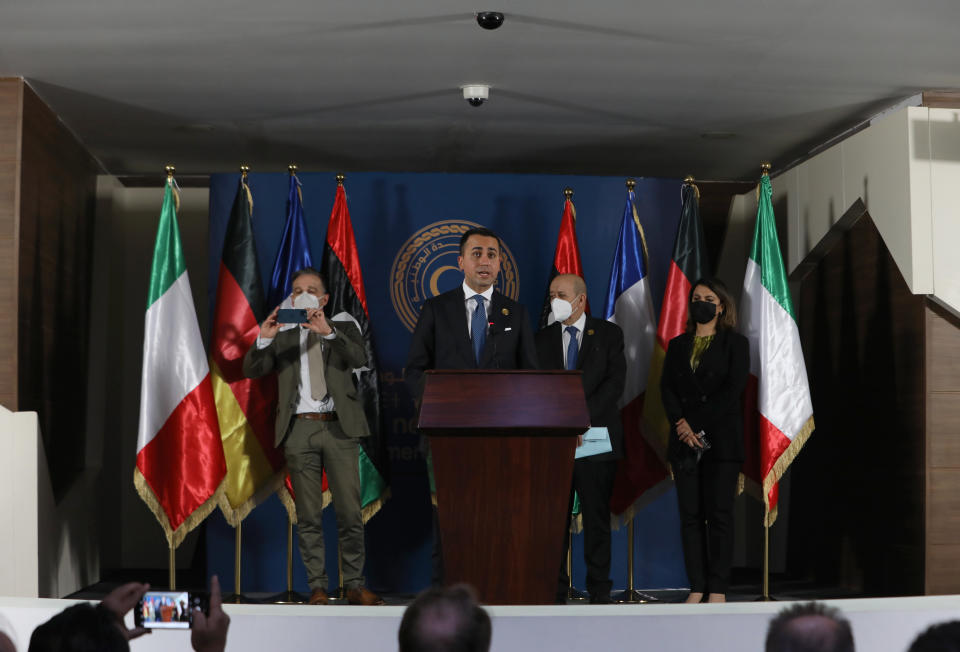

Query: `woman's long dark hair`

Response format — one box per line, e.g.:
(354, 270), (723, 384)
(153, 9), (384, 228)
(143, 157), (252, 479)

(686, 277), (738, 333)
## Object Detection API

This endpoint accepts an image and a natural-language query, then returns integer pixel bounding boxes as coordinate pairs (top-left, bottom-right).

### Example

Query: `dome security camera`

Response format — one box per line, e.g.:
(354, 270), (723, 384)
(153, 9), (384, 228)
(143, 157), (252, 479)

(462, 84), (490, 107)
(476, 12), (504, 30)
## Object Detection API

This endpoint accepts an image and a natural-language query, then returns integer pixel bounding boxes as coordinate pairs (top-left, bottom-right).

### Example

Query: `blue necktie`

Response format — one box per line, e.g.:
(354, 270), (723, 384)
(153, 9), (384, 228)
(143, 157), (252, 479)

(566, 326), (579, 370)
(471, 295), (487, 365)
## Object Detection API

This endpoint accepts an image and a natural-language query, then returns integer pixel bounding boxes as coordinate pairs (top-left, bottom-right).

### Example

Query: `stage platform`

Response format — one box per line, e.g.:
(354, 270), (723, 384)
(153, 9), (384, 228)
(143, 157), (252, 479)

(3, 593), (960, 651)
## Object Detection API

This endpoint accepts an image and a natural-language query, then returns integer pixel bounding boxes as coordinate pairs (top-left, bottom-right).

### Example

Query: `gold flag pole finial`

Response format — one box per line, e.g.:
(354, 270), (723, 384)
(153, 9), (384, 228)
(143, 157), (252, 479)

(684, 175), (695, 185)
(336, 174), (345, 186)
(625, 178), (636, 191)
(563, 187), (574, 200)
(240, 165), (250, 179)
(165, 165), (175, 179)
(288, 164), (298, 175)
(761, 162), (772, 176)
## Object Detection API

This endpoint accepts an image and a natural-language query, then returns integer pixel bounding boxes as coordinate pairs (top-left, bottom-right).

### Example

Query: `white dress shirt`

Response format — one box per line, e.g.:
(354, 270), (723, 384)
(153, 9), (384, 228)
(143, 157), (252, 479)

(462, 281), (494, 337)
(257, 327), (338, 413)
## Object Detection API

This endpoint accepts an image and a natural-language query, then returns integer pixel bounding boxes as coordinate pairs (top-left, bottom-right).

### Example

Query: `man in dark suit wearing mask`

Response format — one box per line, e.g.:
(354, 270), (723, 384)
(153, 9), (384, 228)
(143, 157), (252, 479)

(535, 273), (625, 604)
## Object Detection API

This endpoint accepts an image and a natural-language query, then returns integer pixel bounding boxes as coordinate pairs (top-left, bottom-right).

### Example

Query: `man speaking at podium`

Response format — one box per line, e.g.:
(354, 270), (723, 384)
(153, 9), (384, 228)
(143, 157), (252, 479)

(405, 226), (538, 399)
(535, 273), (625, 604)
(405, 226), (538, 584)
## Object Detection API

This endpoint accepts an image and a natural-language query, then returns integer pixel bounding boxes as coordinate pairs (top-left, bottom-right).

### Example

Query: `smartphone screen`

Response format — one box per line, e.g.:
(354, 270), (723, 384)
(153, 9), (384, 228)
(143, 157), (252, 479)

(135, 590), (193, 629)
(276, 308), (309, 324)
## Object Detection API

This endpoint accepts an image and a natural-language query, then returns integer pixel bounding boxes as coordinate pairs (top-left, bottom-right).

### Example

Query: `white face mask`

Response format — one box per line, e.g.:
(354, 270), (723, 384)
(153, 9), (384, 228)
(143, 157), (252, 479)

(550, 297), (573, 323)
(292, 292), (320, 310)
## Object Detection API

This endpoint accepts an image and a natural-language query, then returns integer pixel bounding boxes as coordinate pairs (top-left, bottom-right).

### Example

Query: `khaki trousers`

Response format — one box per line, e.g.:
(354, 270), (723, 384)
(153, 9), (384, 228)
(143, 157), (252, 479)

(284, 418), (364, 591)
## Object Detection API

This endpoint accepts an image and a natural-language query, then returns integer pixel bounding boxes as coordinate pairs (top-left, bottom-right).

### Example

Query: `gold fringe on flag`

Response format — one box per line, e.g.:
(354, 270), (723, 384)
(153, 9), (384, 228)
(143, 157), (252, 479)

(760, 415), (815, 526)
(134, 469), (226, 550)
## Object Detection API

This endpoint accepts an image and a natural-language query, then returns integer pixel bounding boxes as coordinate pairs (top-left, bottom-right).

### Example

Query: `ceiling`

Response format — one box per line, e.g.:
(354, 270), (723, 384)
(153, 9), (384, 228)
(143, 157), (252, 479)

(2, 0), (958, 181)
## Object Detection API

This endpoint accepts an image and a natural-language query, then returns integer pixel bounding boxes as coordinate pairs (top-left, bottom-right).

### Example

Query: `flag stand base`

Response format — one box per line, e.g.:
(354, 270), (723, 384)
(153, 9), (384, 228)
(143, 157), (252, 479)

(613, 589), (658, 604)
(269, 590), (307, 605)
(223, 593), (257, 604)
(565, 587), (589, 601)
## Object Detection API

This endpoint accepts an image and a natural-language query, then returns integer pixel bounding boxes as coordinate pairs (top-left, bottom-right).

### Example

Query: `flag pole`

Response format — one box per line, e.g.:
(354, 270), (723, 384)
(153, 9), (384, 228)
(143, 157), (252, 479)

(757, 162), (775, 603)
(337, 542), (345, 600)
(225, 522), (252, 603)
(565, 524), (588, 602)
(287, 517), (294, 593)
(166, 163), (177, 595)
(762, 519), (771, 600)
(612, 516), (658, 603)
(270, 513), (306, 604)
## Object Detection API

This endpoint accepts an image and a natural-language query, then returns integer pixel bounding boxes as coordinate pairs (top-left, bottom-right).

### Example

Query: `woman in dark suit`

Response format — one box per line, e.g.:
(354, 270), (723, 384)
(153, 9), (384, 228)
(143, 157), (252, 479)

(661, 277), (749, 604)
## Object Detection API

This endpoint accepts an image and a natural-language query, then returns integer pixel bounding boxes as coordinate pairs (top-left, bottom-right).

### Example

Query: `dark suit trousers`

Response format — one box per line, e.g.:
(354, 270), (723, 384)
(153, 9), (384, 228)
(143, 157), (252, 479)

(674, 457), (740, 594)
(558, 459), (617, 599)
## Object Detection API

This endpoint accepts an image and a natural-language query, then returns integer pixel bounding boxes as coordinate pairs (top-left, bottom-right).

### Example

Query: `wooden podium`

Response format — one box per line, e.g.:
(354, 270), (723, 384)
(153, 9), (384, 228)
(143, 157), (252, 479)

(418, 370), (589, 605)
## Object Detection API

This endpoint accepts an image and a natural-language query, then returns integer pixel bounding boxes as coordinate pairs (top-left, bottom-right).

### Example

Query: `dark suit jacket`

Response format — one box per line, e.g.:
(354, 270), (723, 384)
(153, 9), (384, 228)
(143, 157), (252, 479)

(242, 319), (370, 447)
(405, 286), (538, 400)
(661, 329), (749, 463)
(535, 317), (626, 462)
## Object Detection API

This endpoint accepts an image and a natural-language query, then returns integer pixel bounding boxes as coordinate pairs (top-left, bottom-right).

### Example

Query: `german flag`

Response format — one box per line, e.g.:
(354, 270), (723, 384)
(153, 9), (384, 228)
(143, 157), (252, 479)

(321, 176), (389, 521)
(539, 188), (590, 328)
(642, 179), (710, 464)
(209, 174), (286, 525)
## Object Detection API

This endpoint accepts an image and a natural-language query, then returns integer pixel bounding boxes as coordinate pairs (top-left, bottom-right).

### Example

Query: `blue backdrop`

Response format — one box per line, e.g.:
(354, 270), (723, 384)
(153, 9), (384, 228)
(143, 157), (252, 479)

(205, 171), (689, 595)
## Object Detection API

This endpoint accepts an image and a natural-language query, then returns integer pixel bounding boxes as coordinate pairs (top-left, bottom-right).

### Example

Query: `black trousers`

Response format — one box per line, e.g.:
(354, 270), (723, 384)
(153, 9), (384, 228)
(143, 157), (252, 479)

(558, 459), (617, 600)
(674, 458), (740, 594)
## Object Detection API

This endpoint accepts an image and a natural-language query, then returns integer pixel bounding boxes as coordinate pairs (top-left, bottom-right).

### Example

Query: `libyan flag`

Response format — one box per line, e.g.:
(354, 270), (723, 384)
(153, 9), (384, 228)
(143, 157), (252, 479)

(740, 172), (815, 525)
(539, 190), (590, 328)
(321, 180), (389, 520)
(135, 179), (226, 548)
(209, 176), (286, 525)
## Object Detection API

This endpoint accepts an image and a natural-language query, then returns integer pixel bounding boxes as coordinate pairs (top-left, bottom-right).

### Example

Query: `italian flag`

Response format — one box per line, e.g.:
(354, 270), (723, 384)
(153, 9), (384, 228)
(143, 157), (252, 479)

(135, 179), (226, 548)
(740, 172), (815, 526)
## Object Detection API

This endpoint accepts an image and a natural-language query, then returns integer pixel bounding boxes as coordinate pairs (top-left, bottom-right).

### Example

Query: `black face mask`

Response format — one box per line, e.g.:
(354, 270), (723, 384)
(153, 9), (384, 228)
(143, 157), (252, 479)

(690, 300), (717, 324)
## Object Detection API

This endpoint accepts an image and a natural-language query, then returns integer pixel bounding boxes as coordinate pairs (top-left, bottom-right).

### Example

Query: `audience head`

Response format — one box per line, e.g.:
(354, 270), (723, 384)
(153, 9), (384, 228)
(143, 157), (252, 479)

(398, 584), (491, 652)
(765, 601), (854, 652)
(28, 603), (128, 652)
(0, 612), (18, 652)
(908, 621), (960, 652)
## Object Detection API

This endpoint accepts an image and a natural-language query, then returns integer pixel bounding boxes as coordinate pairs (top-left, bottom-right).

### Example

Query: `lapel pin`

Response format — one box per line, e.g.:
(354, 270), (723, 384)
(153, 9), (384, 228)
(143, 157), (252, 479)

(501, 308), (509, 315)
(587, 329), (595, 336)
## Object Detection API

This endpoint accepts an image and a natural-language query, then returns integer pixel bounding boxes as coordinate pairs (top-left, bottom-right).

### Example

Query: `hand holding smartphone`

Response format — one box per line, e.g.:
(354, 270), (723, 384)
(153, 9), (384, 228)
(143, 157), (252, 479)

(134, 590), (209, 630)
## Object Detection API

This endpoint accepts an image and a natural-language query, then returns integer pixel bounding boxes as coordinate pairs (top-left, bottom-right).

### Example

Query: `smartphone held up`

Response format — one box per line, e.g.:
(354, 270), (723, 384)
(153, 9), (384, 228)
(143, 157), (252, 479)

(135, 590), (209, 629)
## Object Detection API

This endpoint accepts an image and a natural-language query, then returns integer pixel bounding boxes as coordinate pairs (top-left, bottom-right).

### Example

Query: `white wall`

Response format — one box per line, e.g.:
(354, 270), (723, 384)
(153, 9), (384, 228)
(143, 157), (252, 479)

(717, 105), (959, 317)
(924, 107), (960, 314)
(0, 405), (100, 599)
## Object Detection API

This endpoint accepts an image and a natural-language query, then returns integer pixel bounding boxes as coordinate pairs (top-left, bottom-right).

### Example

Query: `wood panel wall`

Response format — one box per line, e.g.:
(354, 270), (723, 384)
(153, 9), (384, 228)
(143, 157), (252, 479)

(0, 79), (102, 497)
(925, 301), (960, 593)
(0, 79), (22, 410)
(19, 84), (101, 497)
(789, 199), (926, 596)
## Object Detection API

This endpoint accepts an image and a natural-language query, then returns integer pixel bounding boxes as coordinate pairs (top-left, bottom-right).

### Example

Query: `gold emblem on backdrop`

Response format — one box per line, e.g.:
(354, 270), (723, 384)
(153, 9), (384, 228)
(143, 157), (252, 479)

(390, 220), (520, 332)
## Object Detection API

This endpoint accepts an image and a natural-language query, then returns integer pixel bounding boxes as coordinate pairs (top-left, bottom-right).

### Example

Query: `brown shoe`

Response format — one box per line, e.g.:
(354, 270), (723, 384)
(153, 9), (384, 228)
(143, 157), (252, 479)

(345, 587), (384, 606)
(308, 588), (330, 605)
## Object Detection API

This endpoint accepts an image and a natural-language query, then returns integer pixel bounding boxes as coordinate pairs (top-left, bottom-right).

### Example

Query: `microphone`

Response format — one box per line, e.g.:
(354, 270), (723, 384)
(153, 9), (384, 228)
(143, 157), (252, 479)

(487, 321), (500, 368)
